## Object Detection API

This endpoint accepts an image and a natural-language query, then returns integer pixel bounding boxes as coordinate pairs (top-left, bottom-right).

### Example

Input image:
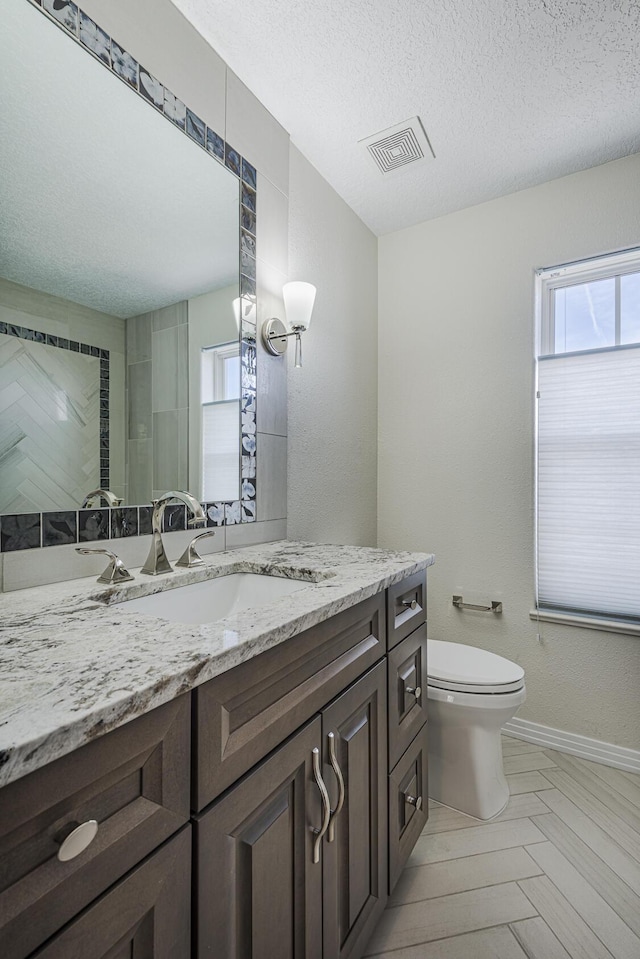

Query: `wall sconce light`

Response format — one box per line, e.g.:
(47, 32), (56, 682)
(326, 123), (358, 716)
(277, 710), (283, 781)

(261, 281), (316, 367)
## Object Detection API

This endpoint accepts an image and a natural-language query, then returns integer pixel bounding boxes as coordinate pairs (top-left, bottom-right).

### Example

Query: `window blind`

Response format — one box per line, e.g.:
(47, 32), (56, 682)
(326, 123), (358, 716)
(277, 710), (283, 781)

(201, 399), (240, 502)
(537, 345), (640, 621)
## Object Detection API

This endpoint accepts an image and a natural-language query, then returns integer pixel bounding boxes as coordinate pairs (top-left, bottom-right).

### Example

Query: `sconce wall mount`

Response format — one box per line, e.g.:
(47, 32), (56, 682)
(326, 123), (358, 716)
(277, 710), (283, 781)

(261, 317), (297, 356)
(261, 281), (316, 367)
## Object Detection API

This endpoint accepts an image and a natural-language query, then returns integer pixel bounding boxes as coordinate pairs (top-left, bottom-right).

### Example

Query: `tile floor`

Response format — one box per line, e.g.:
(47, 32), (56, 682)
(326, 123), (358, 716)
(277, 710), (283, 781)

(364, 736), (640, 958)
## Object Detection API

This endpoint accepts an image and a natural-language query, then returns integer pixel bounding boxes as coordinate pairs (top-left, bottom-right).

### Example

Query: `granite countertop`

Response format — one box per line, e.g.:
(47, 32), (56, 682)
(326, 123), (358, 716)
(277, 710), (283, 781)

(0, 540), (434, 788)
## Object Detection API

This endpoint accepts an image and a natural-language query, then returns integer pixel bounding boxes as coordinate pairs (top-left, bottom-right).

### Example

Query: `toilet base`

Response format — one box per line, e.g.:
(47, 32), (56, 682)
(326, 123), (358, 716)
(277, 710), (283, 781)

(427, 684), (526, 821)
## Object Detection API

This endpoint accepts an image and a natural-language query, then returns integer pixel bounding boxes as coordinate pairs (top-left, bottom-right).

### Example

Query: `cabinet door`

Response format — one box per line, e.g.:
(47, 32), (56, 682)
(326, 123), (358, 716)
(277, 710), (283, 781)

(322, 662), (388, 959)
(195, 717), (324, 959)
(29, 827), (190, 959)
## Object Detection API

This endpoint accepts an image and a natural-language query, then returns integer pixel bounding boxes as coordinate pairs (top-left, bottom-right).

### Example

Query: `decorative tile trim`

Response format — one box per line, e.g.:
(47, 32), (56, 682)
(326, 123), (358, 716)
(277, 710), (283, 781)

(7, 0), (263, 551)
(0, 320), (110, 490)
(0, 501), (231, 552)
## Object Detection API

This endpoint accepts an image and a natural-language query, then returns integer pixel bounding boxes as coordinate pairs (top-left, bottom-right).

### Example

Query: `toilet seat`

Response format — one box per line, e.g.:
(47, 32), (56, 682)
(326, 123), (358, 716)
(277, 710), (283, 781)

(427, 639), (525, 695)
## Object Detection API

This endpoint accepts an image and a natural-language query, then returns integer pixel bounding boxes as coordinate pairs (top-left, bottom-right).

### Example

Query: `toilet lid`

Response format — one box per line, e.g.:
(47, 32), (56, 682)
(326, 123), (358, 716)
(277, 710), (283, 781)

(427, 639), (524, 692)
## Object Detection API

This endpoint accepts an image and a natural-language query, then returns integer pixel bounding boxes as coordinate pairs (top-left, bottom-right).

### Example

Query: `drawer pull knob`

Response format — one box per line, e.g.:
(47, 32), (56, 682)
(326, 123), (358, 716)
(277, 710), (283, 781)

(401, 599), (418, 611)
(311, 747), (331, 864)
(405, 794), (423, 811)
(406, 685), (422, 700)
(57, 820), (98, 862)
(327, 732), (345, 843)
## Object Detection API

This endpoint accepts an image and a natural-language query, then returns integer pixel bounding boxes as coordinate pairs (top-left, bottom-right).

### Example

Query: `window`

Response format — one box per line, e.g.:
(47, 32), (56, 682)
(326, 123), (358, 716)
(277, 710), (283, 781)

(201, 341), (240, 502)
(535, 249), (640, 626)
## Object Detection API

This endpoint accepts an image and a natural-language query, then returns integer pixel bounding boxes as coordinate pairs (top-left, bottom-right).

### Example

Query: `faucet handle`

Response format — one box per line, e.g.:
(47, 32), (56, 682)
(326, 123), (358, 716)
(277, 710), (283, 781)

(76, 547), (134, 585)
(175, 530), (216, 569)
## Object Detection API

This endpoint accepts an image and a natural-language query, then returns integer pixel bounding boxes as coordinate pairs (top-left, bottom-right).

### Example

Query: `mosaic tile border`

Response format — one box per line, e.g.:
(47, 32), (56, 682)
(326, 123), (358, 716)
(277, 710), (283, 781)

(5, 0), (262, 551)
(0, 320), (110, 491)
(0, 501), (231, 552)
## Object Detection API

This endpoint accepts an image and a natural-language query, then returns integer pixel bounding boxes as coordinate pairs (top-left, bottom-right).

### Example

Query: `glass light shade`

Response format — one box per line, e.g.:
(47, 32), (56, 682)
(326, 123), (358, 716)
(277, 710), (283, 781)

(283, 281), (316, 332)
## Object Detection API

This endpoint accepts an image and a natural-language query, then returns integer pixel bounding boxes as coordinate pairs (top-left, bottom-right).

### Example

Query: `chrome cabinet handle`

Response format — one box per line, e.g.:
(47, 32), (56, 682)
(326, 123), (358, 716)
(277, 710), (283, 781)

(405, 794), (423, 811)
(175, 529), (216, 568)
(327, 732), (345, 843)
(57, 820), (99, 861)
(401, 598), (418, 611)
(311, 747), (331, 864)
(75, 548), (134, 585)
(405, 685), (422, 700)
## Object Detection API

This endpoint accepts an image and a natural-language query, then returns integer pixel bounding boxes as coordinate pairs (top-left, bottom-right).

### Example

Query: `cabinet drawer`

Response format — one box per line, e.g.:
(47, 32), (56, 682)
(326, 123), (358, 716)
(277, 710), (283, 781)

(193, 592), (385, 811)
(386, 572), (426, 650)
(0, 696), (190, 959)
(388, 724), (429, 893)
(28, 827), (191, 959)
(388, 624), (428, 770)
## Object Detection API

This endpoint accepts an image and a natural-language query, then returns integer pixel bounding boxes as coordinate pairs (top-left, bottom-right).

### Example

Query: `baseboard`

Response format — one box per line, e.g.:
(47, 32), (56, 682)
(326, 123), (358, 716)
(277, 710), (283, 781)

(502, 717), (640, 774)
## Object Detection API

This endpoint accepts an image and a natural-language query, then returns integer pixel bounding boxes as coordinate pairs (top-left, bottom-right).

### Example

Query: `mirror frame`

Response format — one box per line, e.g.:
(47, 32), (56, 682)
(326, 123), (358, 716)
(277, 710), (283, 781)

(0, 0), (259, 554)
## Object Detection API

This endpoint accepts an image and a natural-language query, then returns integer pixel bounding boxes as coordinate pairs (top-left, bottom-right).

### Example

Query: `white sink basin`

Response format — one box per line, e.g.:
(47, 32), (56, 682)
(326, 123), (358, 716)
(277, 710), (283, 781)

(120, 572), (308, 625)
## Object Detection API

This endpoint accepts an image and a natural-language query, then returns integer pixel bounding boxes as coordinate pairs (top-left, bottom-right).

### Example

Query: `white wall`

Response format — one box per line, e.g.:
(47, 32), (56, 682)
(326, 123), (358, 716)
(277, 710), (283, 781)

(378, 154), (640, 750)
(286, 145), (378, 546)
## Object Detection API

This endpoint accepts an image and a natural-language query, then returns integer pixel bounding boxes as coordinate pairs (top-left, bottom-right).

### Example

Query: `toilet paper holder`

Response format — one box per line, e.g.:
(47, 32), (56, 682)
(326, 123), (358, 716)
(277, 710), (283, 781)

(452, 595), (503, 614)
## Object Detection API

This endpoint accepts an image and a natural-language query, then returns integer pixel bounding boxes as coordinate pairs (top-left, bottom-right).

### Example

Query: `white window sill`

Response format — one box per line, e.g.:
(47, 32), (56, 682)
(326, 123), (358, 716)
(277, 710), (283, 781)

(530, 609), (640, 637)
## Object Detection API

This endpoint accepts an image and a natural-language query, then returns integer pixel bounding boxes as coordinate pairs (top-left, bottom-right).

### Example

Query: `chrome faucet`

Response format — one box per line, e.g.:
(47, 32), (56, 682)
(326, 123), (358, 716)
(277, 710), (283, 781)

(140, 490), (207, 576)
(82, 488), (123, 508)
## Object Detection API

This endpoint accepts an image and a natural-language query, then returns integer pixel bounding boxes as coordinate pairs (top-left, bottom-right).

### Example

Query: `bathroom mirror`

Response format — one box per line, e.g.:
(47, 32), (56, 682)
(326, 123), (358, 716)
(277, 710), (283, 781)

(0, 0), (252, 518)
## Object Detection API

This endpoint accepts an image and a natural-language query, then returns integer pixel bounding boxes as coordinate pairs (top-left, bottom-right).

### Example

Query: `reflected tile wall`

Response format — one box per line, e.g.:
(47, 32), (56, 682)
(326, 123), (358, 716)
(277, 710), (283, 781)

(128, 360), (151, 440)
(126, 313), (151, 363)
(151, 324), (188, 413)
(128, 439), (152, 506)
(152, 409), (188, 492)
(125, 301), (188, 503)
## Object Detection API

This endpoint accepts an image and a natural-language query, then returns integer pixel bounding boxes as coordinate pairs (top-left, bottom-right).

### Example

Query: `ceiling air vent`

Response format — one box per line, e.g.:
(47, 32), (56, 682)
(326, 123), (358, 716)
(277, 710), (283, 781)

(359, 116), (435, 175)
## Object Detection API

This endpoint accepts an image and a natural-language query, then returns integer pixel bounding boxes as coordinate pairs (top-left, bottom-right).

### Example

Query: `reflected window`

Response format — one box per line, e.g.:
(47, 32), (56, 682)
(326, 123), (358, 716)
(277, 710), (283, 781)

(201, 342), (240, 501)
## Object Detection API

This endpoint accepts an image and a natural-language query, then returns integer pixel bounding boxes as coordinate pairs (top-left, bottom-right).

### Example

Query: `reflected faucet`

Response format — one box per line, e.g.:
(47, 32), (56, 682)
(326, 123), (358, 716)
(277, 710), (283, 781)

(140, 490), (207, 576)
(82, 489), (123, 508)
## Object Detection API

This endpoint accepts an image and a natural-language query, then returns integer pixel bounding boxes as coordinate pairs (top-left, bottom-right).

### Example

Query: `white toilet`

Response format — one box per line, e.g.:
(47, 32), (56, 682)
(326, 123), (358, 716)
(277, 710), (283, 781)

(426, 639), (526, 820)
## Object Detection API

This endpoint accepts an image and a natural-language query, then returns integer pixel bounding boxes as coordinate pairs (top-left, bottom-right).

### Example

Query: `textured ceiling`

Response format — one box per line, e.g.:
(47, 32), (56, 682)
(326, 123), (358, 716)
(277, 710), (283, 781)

(1, 1), (238, 319)
(171, 0), (640, 236)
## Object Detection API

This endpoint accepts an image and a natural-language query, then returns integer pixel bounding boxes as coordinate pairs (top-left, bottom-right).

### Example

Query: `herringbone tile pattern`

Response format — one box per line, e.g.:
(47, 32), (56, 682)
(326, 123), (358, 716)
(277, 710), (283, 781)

(365, 736), (640, 958)
(0, 335), (100, 512)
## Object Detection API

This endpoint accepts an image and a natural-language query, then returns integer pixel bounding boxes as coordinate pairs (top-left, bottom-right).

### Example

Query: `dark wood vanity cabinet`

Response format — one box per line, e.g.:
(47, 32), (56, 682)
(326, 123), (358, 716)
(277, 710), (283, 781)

(28, 827), (191, 959)
(195, 718), (324, 959)
(386, 571), (426, 649)
(388, 624), (428, 769)
(385, 587), (429, 893)
(389, 724), (429, 892)
(0, 573), (429, 959)
(0, 695), (191, 959)
(196, 661), (388, 959)
(192, 593), (386, 810)
(321, 661), (388, 959)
